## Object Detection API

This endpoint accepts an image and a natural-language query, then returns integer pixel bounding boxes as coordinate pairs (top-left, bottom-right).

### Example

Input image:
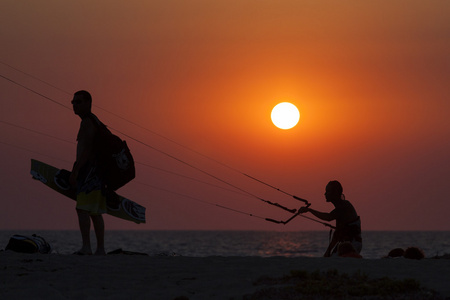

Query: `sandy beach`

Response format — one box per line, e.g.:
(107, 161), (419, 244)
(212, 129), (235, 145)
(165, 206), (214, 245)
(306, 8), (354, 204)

(1, 251), (449, 299)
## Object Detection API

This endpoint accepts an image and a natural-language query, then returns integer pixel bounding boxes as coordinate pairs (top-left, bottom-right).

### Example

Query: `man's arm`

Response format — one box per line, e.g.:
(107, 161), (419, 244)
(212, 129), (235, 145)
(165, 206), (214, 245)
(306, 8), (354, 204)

(70, 118), (96, 186)
(298, 207), (335, 222)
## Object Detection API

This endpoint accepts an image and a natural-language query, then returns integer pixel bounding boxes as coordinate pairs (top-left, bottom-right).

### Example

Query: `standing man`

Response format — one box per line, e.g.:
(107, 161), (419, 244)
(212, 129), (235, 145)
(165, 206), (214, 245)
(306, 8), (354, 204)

(69, 90), (107, 255)
(299, 180), (362, 257)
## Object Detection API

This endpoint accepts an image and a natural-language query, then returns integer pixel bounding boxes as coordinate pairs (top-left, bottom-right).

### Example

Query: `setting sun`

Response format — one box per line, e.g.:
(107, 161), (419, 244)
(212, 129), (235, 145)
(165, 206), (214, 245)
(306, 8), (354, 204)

(271, 102), (300, 130)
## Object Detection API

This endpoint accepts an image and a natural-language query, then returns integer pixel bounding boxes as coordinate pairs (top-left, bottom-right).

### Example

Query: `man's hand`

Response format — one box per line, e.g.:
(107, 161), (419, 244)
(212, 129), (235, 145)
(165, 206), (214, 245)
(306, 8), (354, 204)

(69, 171), (78, 188)
(298, 207), (309, 214)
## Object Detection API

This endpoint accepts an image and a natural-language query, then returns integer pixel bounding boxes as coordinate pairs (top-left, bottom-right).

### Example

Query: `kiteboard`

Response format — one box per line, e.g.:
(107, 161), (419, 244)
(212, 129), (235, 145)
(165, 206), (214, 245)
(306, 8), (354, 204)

(30, 159), (146, 224)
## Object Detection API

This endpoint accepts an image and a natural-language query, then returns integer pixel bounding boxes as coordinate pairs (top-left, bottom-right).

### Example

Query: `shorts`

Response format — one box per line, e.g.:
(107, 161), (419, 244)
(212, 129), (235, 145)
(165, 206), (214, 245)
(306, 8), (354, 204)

(331, 239), (363, 257)
(76, 164), (107, 215)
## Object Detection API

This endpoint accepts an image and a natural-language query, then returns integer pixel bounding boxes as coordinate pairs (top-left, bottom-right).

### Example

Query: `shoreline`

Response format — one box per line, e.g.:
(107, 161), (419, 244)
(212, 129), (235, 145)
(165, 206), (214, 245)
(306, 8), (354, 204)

(1, 252), (449, 299)
(2, 230), (450, 260)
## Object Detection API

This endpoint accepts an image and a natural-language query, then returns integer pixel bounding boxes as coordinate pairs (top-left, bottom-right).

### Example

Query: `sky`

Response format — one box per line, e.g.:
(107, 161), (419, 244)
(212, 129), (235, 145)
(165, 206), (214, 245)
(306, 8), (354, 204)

(1, 0), (449, 231)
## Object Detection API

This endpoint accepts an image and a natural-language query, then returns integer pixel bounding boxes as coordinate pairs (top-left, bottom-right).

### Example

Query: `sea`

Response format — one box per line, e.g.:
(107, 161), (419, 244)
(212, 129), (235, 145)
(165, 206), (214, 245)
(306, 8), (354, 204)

(1, 230), (449, 259)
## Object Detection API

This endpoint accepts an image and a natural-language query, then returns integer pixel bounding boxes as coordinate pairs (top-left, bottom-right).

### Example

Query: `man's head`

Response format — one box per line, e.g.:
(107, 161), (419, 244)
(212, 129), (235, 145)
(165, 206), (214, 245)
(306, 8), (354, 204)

(72, 90), (92, 117)
(325, 180), (343, 202)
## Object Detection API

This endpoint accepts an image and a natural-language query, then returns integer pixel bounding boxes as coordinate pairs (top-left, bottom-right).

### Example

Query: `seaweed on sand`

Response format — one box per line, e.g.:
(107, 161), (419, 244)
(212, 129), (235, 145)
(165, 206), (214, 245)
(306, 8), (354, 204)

(244, 269), (443, 300)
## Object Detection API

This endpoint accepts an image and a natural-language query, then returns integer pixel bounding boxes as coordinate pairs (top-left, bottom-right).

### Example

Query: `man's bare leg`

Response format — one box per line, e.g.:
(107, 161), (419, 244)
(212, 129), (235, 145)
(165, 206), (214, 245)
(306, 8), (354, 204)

(91, 214), (106, 255)
(76, 209), (93, 255)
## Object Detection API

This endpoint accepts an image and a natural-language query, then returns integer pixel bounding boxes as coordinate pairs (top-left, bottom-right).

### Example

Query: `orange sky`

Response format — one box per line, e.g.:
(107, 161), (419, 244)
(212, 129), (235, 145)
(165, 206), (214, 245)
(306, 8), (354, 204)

(1, 0), (449, 231)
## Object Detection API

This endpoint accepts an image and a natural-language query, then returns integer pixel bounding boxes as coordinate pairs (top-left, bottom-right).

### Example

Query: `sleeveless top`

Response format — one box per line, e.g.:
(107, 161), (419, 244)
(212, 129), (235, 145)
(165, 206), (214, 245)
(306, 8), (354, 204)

(331, 200), (362, 243)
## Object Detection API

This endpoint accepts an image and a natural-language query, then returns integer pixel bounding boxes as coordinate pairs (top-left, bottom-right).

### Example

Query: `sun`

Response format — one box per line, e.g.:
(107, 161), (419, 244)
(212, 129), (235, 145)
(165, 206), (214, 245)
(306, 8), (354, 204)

(271, 102), (300, 130)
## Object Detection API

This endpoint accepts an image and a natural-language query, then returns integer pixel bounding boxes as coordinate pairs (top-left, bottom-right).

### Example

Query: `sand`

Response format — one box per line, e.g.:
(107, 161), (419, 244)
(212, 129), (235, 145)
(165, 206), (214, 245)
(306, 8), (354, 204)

(1, 251), (449, 299)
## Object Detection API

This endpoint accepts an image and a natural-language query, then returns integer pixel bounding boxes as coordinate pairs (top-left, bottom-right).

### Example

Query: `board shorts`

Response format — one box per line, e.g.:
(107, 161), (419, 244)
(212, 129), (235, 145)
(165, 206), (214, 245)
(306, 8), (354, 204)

(348, 239), (362, 254)
(76, 163), (107, 215)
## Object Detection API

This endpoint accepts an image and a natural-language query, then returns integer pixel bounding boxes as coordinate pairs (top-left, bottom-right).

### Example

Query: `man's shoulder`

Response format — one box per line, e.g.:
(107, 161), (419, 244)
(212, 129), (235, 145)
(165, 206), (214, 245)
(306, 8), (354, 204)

(337, 200), (356, 213)
(334, 200), (354, 212)
(79, 114), (100, 137)
(343, 199), (352, 204)
(80, 116), (95, 128)
(81, 113), (102, 126)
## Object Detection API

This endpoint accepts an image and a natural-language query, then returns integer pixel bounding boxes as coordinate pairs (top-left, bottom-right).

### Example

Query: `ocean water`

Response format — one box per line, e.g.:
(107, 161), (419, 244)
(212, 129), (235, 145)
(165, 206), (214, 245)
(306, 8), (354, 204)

(1, 230), (449, 259)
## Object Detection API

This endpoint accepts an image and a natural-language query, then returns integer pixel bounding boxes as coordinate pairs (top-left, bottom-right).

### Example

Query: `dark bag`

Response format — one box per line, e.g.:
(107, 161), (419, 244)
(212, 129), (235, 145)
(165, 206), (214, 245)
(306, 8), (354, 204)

(6, 234), (52, 254)
(89, 114), (135, 191)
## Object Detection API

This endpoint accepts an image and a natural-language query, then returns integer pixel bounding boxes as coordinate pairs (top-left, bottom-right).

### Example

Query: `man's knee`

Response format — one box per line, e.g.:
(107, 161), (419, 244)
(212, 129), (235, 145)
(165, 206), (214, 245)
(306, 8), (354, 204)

(90, 214), (104, 226)
(90, 214), (103, 220)
(76, 208), (90, 216)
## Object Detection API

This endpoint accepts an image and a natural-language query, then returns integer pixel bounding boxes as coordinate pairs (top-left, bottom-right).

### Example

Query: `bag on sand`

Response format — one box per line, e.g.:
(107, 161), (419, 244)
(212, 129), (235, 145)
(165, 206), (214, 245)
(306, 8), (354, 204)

(5, 234), (52, 254)
(88, 114), (135, 191)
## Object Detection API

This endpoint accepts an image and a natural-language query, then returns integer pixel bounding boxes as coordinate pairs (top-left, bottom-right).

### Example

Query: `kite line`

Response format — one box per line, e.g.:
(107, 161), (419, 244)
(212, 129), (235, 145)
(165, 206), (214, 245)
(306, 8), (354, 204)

(1, 63), (333, 228)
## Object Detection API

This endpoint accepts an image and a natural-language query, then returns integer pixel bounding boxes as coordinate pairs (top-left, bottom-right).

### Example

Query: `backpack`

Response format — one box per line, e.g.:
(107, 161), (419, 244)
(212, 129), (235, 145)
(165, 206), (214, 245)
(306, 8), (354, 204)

(88, 114), (135, 191)
(5, 234), (52, 254)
